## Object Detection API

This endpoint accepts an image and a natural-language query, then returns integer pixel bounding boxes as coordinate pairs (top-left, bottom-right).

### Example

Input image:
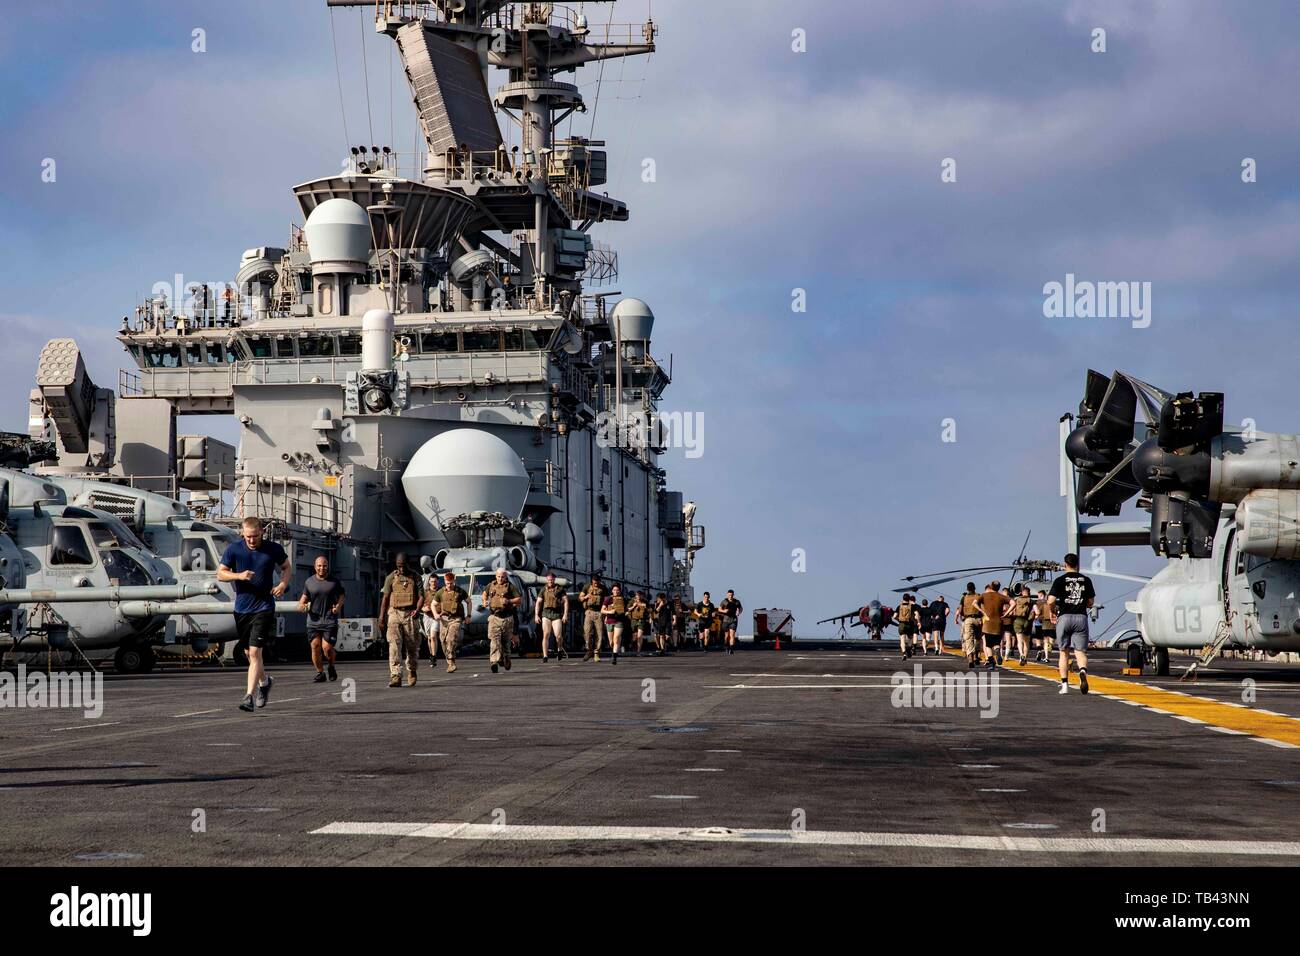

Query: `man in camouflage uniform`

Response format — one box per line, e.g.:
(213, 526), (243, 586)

(481, 567), (522, 674)
(424, 569), (469, 673)
(380, 552), (422, 687)
(580, 573), (608, 662)
(955, 582), (983, 670)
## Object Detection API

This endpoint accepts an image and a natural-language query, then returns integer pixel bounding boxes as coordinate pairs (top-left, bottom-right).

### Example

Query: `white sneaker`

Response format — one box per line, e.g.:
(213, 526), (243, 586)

(1058, 682), (1069, 695)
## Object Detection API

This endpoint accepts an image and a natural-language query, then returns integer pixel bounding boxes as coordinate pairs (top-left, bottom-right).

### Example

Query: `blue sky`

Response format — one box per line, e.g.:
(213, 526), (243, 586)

(3, 1), (1299, 635)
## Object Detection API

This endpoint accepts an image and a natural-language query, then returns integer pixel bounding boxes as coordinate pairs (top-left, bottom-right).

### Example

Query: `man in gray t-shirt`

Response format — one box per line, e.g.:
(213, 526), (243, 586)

(298, 555), (345, 683)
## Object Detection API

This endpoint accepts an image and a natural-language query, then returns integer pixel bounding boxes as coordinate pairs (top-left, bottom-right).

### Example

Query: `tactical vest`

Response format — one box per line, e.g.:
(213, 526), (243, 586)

(607, 596), (626, 616)
(583, 585), (605, 610)
(629, 601), (645, 622)
(437, 586), (463, 616)
(961, 594), (981, 618)
(487, 580), (512, 614)
(389, 572), (417, 610)
(1013, 595), (1032, 618)
(897, 602), (914, 623)
(543, 585), (563, 610)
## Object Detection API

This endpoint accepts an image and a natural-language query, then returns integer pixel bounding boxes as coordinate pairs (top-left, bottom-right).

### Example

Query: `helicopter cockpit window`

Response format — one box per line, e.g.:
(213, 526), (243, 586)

(180, 537), (217, 572)
(101, 549), (151, 587)
(50, 525), (94, 566)
(86, 521), (124, 548)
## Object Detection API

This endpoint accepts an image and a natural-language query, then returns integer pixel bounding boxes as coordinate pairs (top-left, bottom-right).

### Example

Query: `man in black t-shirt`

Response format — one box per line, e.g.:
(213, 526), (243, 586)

(1047, 553), (1096, 696)
(298, 555), (345, 683)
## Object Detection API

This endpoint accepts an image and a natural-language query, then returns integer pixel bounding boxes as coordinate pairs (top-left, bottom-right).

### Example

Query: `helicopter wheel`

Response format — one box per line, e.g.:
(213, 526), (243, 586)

(114, 641), (156, 674)
(1153, 646), (1170, 677)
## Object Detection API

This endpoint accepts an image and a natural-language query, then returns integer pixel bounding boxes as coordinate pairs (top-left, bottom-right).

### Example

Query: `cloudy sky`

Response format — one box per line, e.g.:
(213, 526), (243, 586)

(2, 1), (1298, 635)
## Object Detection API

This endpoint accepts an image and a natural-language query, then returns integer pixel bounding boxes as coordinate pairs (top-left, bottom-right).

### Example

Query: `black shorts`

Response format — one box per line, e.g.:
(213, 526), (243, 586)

(236, 611), (276, 649)
(307, 619), (338, 644)
(898, 622), (917, 636)
(722, 617), (737, 632)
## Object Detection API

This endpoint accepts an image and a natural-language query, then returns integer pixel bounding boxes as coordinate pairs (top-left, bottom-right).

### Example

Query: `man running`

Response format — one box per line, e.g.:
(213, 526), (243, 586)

(482, 567), (522, 673)
(928, 594), (949, 655)
(425, 570), (469, 672)
(628, 590), (648, 656)
(955, 582), (982, 669)
(380, 553), (423, 688)
(1010, 584), (1034, 667)
(978, 580), (1011, 668)
(719, 589), (743, 655)
(218, 516), (291, 712)
(671, 596), (688, 652)
(298, 555), (344, 683)
(1034, 588), (1054, 661)
(651, 593), (672, 656)
(580, 573), (608, 662)
(695, 592), (716, 651)
(533, 571), (568, 663)
(1047, 553), (1096, 695)
(895, 593), (918, 660)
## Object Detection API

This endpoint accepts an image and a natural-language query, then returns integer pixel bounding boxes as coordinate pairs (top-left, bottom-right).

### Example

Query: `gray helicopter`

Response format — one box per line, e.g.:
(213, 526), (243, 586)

(1064, 369), (1300, 677)
(0, 468), (215, 671)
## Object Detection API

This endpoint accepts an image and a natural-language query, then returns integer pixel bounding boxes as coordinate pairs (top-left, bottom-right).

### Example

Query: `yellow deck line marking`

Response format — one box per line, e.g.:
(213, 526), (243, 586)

(941, 649), (1300, 747)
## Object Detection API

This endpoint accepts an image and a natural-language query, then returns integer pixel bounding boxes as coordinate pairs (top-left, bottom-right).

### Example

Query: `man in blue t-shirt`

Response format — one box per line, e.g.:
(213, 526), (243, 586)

(218, 516), (292, 712)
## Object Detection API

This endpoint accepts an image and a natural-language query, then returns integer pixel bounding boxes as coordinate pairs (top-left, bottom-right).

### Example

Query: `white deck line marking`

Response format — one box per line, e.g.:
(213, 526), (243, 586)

(979, 789), (1025, 793)
(1209, 727), (1249, 735)
(682, 768), (723, 773)
(1252, 738), (1300, 749)
(1144, 708), (1173, 715)
(959, 764), (1000, 769)
(51, 722), (122, 732)
(311, 822), (1300, 855)
(705, 750), (740, 753)
(172, 709), (221, 718)
(411, 753), (449, 757)
(1173, 716), (1206, 725)
(648, 795), (698, 800)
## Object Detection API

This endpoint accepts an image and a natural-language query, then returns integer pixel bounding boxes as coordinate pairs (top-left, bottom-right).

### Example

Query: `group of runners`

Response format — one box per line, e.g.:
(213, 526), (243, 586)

(890, 553), (1097, 694)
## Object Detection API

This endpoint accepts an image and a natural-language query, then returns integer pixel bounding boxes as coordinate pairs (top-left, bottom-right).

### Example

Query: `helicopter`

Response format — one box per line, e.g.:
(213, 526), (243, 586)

(0, 467), (215, 672)
(1063, 369), (1300, 677)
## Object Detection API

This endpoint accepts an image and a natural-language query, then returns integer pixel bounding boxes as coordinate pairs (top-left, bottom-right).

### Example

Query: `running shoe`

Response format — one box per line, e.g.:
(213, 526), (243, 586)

(238, 694), (255, 712)
(256, 676), (274, 708)
(1058, 682), (1069, 695)
(1078, 670), (1089, 695)
(327, 663), (337, 681)
(313, 671), (327, 683)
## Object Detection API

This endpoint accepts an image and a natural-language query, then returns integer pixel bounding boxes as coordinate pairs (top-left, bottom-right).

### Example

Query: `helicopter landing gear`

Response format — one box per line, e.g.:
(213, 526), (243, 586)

(114, 640), (156, 674)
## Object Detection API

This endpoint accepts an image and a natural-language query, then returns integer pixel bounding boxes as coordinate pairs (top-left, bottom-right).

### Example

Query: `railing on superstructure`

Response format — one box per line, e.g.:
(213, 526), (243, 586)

(376, 2), (655, 47)
(101, 472), (347, 536)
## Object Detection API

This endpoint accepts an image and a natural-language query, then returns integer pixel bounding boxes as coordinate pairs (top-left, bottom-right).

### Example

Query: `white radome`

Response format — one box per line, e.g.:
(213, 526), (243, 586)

(401, 429), (530, 540)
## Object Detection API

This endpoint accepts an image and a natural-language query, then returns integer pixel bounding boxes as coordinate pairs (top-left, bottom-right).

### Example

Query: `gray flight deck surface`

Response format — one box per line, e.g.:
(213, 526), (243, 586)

(3, 644), (1299, 867)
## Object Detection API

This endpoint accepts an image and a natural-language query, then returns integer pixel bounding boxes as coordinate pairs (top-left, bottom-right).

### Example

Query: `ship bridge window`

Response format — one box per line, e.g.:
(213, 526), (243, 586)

(464, 330), (502, 352)
(298, 337), (319, 357)
(185, 343), (205, 366)
(50, 525), (94, 566)
(421, 331), (459, 352)
(145, 346), (181, 368)
(246, 337), (273, 359)
(338, 334), (361, 356)
(275, 338), (296, 358)
(205, 344), (224, 366)
(180, 536), (217, 572)
(225, 344), (241, 363)
(501, 330), (543, 348)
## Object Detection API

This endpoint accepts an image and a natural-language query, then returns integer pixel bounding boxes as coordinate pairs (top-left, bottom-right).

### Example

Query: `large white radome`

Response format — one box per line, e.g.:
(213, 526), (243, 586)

(401, 429), (529, 540)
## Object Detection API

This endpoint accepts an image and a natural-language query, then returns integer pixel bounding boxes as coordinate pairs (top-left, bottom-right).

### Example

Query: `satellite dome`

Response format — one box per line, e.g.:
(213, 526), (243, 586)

(303, 198), (371, 274)
(401, 429), (530, 540)
(611, 297), (654, 341)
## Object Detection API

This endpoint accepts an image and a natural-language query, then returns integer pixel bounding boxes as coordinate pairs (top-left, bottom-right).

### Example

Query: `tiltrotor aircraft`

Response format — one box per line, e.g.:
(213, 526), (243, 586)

(1064, 369), (1300, 676)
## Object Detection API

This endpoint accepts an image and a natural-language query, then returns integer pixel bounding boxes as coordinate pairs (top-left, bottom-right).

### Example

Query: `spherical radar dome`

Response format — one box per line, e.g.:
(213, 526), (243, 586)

(401, 429), (530, 540)
(302, 198), (371, 273)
